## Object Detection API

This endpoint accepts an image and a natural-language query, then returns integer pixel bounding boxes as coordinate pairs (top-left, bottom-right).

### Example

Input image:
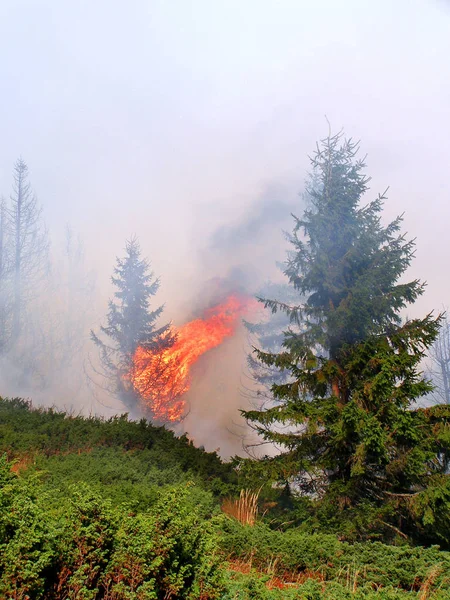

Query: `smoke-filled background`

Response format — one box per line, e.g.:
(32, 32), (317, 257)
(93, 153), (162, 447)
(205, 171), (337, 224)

(0, 0), (449, 456)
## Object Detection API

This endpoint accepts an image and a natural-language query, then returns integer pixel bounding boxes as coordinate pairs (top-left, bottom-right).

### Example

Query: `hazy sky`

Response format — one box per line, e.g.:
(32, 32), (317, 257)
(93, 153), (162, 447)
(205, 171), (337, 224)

(1, 1), (450, 448)
(1, 0), (450, 318)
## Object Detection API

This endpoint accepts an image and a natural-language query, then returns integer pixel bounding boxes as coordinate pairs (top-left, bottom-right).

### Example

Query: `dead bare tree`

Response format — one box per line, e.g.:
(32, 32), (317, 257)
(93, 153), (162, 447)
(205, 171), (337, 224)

(427, 311), (450, 404)
(1, 159), (51, 390)
(0, 198), (10, 354)
(7, 158), (49, 340)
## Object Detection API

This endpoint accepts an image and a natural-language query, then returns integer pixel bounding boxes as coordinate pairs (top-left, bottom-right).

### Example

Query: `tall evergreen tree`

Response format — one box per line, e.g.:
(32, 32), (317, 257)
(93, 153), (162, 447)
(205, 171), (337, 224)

(243, 132), (450, 542)
(91, 237), (172, 410)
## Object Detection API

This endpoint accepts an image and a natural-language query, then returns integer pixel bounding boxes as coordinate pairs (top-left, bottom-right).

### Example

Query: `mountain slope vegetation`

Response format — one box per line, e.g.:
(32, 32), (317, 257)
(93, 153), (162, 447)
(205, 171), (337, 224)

(1, 397), (449, 599)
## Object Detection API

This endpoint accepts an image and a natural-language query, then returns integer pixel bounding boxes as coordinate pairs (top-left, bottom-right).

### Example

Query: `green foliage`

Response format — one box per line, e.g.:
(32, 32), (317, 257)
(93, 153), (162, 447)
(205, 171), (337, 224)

(0, 455), (224, 599)
(220, 518), (450, 592)
(59, 484), (117, 599)
(241, 132), (450, 542)
(0, 397), (237, 497)
(0, 455), (59, 598)
(408, 473), (450, 545)
(1, 398), (450, 598)
(223, 572), (450, 600)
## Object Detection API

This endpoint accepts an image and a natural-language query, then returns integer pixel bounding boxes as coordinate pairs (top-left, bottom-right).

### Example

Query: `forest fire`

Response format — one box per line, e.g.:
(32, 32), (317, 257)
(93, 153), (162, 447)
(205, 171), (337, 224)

(127, 294), (257, 422)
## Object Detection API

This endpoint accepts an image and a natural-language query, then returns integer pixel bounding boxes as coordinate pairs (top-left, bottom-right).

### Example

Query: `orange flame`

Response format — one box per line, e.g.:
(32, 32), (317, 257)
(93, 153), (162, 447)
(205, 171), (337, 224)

(128, 294), (256, 422)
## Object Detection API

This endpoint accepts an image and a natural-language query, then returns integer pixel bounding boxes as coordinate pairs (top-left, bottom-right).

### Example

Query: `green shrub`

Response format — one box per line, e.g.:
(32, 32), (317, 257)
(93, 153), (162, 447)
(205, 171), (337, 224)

(0, 397), (237, 497)
(102, 487), (224, 599)
(2, 398), (450, 599)
(219, 518), (450, 591)
(0, 455), (224, 599)
(0, 455), (59, 599)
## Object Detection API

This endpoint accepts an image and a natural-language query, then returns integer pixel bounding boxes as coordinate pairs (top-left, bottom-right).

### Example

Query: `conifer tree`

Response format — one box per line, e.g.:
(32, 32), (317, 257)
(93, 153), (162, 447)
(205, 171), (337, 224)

(243, 132), (450, 541)
(7, 159), (49, 340)
(91, 237), (172, 409)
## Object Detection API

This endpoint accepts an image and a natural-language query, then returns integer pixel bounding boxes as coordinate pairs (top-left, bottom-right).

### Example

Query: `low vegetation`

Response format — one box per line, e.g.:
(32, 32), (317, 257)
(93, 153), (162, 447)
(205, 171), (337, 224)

(1, 397), (450, 599)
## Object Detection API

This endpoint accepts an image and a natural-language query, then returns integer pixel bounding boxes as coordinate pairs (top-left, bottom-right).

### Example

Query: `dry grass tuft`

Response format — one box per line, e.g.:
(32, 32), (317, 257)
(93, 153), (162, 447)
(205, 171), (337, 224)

(419, 564), (443, 600)
(222, 488), (260, 526)
(10, 454), (33, 474)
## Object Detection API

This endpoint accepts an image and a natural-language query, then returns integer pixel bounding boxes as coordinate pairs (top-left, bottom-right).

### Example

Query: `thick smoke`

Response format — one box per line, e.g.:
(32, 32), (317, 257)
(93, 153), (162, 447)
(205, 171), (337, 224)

(0, 0), (449, 456)
(173, 186), (300, 455)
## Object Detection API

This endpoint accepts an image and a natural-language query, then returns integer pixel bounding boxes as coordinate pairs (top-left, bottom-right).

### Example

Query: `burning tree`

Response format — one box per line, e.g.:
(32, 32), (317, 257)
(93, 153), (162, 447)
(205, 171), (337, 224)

(90, 237), (173, 414)
(242, 132), (450, 543)
(92, 237), (255, 422)
(129, 294), (255, 422)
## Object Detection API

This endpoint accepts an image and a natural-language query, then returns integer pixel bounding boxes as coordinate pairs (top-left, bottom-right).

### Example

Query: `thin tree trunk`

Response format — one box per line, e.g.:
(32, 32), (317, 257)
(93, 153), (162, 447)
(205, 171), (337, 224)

(13, 172), (22, 339)
(0, 200), (6, 352)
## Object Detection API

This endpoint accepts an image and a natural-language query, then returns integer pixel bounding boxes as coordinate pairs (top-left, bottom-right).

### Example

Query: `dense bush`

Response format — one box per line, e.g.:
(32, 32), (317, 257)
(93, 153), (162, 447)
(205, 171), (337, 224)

(220, 518), (450, 591)
(0, 455), (224, 599)
(0, 397), (237, 496)
(1, 397), (450, 598)
(222, 573), (450, 600)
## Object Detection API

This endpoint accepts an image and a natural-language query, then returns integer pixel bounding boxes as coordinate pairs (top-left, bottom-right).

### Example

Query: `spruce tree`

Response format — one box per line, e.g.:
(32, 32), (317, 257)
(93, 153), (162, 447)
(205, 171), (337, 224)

(243, 132), (450, 542)
(91, 237), (172, 410)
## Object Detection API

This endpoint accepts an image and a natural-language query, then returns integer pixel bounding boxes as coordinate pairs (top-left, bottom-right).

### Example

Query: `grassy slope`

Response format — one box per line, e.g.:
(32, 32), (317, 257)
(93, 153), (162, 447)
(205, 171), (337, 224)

(1, 397), (449, 599)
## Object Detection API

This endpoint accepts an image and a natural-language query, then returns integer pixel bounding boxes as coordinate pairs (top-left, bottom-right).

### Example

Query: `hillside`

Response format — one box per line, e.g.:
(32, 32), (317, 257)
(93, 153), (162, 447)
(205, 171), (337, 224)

(0, 397), (449, 599)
